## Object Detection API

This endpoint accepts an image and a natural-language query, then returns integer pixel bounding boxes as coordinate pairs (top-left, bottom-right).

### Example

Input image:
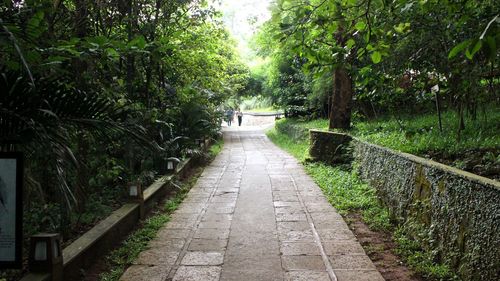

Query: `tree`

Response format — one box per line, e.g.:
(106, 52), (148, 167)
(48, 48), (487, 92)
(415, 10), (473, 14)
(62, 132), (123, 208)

(0, 0), (249, 247)
(262, 0), (382, 129)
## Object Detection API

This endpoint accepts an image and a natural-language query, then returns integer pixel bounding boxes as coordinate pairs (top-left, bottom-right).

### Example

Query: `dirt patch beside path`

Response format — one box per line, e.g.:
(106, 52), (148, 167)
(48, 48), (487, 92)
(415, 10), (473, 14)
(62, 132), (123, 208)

(345, 212), (424, 281)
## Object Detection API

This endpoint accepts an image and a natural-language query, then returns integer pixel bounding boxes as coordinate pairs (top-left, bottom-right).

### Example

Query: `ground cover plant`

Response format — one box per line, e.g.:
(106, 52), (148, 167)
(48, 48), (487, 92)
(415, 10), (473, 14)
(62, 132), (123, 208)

(0, 1), (243, 279)
(266, 127), (459, 280)
(99, 139), (223, 281)
(98, 171), (198, 281)
(273, 110), (500, 180)
(251, 0), (498, 132)
(1, 0), (498, 280)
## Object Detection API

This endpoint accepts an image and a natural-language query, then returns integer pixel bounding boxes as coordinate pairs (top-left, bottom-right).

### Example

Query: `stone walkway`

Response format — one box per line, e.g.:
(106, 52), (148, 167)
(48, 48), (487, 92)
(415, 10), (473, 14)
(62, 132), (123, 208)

(120, 126), (384, 281)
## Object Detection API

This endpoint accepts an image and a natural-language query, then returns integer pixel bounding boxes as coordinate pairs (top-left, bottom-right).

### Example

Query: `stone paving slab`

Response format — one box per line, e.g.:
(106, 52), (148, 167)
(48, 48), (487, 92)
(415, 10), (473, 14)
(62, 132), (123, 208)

(181, 251), (224, 266)
(188, 239), (228, 251)
(121, 265), (170, 281)
(133, 249), (178, 265)
(284, 271), (330, 281)
(119, 127), (384, 281)
(173, 266), (221, 281)
(282, 255), (326, 271)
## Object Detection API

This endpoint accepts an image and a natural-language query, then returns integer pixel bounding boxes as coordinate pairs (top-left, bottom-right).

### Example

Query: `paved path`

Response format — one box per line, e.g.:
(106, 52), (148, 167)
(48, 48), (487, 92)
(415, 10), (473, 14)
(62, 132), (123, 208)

(224, 113), (277, 127)
(120, 126), (384, 281)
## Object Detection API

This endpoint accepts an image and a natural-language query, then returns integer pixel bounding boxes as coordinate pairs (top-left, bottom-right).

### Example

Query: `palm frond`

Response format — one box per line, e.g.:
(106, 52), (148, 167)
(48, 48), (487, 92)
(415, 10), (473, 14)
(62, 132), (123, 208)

(0, 69), (152, 209)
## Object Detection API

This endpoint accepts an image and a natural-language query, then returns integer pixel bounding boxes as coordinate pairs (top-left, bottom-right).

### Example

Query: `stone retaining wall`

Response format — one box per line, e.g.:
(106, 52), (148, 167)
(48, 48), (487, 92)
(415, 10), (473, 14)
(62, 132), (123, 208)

(279, 125), (500, 281)
(352, 137), (500, 281)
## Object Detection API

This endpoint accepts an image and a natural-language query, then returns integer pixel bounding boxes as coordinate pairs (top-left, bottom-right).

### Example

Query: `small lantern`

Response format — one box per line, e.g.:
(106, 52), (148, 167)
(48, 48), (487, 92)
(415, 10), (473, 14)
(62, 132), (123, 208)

(166, 158), (179, 172)
(28, 233), (63, 281)
(195, 139), (204, 148)
(127, 182), (143, 201)
(127, 182), (145, 219)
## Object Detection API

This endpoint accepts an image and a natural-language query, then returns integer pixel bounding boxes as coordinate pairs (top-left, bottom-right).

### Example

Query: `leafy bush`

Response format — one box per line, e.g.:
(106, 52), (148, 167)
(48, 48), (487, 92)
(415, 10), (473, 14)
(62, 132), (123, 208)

(0, 2), (246, 280)
(267, 125), (459, 280)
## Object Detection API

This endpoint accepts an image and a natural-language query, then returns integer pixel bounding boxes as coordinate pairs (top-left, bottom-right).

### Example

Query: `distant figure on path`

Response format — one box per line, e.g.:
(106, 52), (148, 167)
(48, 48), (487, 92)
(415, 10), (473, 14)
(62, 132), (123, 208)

(226, 108), (234, 126)
(236, 109), (243, 126)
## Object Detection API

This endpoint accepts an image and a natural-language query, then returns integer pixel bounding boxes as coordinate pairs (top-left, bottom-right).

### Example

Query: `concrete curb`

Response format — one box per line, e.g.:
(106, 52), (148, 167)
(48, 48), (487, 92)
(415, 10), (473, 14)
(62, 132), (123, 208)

(21, 157), (194, 281)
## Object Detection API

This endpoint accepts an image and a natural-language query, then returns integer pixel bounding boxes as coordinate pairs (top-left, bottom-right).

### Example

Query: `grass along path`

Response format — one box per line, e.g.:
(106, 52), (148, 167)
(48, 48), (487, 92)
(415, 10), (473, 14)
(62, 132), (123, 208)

(277, 109), (499, 180)
(98, 140), (223, 281)
(266, 128), (458, 281)
(243, 106), (280, 113)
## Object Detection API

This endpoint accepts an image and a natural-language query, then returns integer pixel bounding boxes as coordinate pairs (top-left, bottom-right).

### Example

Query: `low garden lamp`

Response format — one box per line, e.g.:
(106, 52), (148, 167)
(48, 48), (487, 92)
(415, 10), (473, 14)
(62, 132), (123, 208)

(127, 182), (145, 219)
(29, 233), (63, 281)
(166, 157), (181, 172)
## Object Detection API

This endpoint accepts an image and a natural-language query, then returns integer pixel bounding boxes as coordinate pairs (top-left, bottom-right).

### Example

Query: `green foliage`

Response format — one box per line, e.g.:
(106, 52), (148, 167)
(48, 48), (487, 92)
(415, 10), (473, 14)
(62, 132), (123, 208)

(276, 109), (500, 173)
(208, 140), (224, 159)
(99, 139), (224, 281)
(0, 2), (248, 279)
(394, 223), (459, 281)
(239, 96), (274, 111)
(305, 162), (391, 231)
(99, 213), (171, 281)
(253, 0), (499, 129)
(266, 128), (310, 161)
(266, 127), (390, 230)
(352, 109), (500, 156)
(0, 69), (139, 209)
(267, 125), (458, 279)
(308, 71), (332, 118)
(99, 179), (188, 281)
(244, 106), (276, 113)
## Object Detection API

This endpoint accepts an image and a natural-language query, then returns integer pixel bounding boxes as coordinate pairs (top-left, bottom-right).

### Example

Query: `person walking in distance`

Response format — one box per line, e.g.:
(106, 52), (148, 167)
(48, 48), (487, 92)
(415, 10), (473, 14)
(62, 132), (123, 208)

(226, 108), (234, 126)
(236, 108), (243, 126)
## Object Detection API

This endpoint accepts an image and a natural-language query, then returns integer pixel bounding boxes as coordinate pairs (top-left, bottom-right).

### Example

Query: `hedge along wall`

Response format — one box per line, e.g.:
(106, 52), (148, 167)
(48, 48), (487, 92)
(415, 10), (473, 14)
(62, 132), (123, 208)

(275, 119), (310, 141)
(306, 129), (500, 281)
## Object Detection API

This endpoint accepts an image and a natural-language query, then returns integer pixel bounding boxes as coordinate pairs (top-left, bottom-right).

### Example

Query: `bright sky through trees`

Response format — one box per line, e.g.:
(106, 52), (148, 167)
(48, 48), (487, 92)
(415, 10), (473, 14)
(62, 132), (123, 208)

(215, 0), (271, 59)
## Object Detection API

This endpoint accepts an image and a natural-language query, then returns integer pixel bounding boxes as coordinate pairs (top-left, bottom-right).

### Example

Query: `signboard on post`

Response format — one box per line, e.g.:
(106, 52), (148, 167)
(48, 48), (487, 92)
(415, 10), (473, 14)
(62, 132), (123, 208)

(0, 152), (23, 269)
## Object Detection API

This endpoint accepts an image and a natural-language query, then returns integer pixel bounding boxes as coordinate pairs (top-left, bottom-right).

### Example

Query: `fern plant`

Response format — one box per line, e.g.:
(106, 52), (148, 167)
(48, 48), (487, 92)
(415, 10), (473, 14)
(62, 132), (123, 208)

(0, 69), (148, 210)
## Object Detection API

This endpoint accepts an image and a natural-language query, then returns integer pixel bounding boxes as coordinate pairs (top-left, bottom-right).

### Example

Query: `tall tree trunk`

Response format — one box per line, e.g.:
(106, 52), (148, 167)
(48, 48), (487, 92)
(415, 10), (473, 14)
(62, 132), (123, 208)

(329, 67), (352, 130)
(143, 0), (162, 108)
(435, 90), (443, 132)
(329, 4), (352, 130)
(73, 0), (89, 89)
(126, 0), (135, 98)
(72, 0), (90, 217)
(74, 0), (88, 38)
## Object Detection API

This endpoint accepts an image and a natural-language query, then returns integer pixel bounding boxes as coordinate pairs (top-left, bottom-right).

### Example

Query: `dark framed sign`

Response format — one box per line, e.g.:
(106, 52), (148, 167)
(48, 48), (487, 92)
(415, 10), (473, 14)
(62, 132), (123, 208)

(0, 152), (23, 269)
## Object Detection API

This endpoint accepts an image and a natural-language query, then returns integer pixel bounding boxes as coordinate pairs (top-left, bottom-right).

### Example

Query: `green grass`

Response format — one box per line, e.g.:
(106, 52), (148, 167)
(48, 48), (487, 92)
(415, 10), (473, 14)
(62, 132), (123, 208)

(267, 128), (310, 161)
(266, 128), (390, 231)
(266, 127), (458, 280)
(279, 109), (499, 156)
(353, 110), (499, 156)
(99, 178), (193, 281)
(239, 96), (273, 111)
(99, 141), (224, 281)
(244, 106), (279, 113)
(305, 162), (392, 231)
(394, 224), (459, 281)
(209, 139), (224, 158)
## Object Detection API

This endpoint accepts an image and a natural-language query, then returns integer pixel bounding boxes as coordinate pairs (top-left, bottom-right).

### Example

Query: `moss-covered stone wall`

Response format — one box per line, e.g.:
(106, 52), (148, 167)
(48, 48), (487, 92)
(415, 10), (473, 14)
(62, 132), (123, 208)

(309, 130), (353, 164)
(296, 128), (499, 281)
(353, 140), (500, 281)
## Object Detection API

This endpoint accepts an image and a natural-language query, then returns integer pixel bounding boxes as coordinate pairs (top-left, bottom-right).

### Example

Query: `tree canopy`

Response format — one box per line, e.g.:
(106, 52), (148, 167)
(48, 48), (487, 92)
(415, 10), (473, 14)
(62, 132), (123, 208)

(252, 0), (499, 130)
(0, 0), (249, 257)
